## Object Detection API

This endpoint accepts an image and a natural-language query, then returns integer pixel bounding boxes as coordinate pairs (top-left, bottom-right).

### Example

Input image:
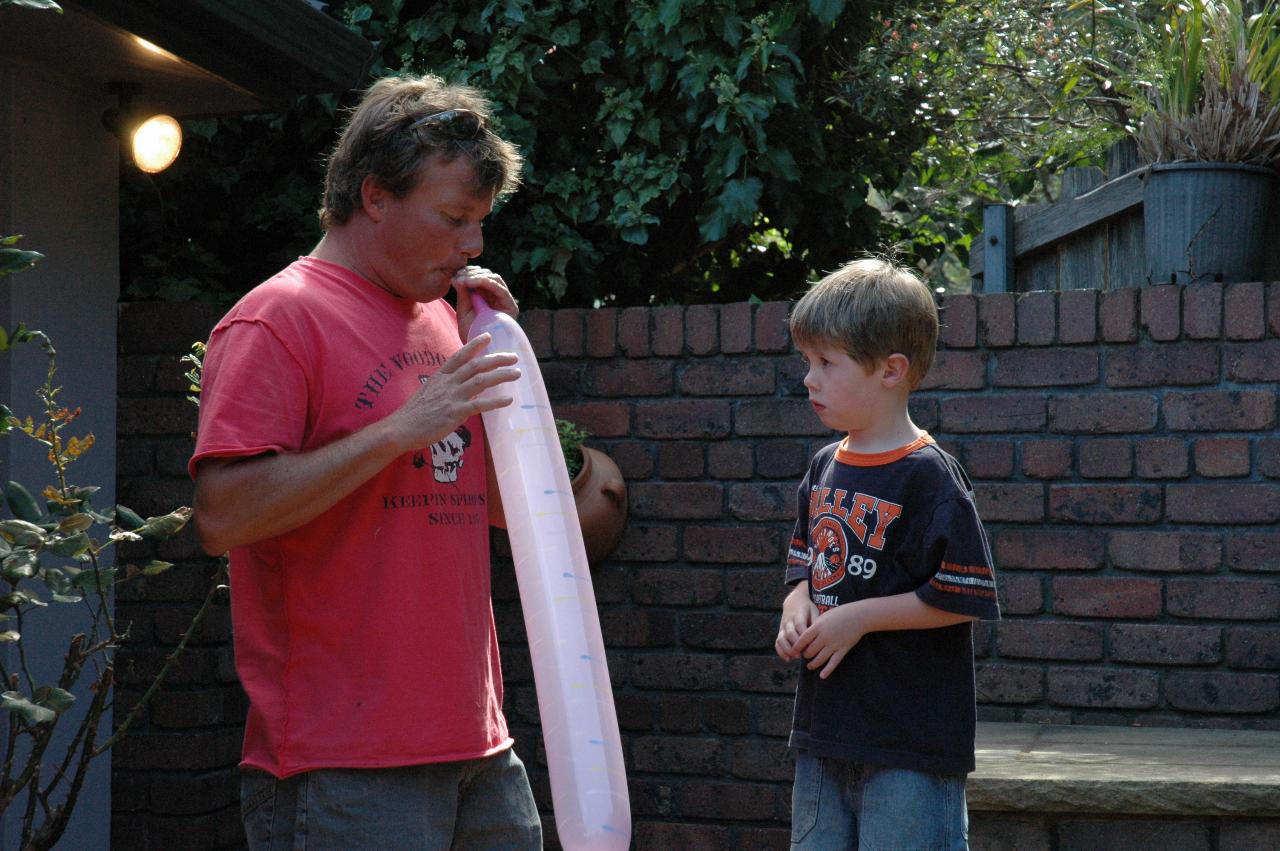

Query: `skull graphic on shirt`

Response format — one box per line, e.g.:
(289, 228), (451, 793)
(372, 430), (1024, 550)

(417, 425), (471, 484)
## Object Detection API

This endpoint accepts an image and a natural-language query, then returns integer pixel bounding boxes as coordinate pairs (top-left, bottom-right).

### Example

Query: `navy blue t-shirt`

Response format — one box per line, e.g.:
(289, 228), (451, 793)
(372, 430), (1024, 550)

(785, 434), (1000, 775)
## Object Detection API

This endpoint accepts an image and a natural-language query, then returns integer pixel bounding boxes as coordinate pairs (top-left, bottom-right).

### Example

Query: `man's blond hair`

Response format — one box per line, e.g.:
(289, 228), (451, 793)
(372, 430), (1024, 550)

(320, 74), (523, 229)
(789, 257), (939, 389)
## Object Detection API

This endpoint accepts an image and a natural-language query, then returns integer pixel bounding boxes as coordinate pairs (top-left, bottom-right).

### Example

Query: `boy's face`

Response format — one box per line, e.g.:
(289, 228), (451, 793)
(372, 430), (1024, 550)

(797, 341), (886, 434)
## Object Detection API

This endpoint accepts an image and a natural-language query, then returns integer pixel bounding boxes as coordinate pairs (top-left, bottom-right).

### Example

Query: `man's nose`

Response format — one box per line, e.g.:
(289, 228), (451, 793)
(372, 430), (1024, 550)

(459, 224), (483, 259)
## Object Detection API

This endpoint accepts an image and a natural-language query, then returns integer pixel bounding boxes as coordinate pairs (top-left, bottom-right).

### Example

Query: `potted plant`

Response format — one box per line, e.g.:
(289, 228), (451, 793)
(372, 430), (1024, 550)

(556, 418), (628, 564)
(1135, 0), (1280, 284)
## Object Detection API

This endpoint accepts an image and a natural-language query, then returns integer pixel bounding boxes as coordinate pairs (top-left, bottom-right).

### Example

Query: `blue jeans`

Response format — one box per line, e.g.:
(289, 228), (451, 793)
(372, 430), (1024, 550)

(791, 752), (969, 850)
(241, 748), (542, 850)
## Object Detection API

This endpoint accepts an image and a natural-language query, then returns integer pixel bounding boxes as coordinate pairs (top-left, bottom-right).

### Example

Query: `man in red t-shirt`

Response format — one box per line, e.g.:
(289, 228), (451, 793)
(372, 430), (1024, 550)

(191, 74), (541, 849)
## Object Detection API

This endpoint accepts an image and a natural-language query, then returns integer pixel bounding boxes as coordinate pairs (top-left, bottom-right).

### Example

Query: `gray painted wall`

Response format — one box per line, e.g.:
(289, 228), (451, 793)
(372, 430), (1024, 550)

(0, 61), (118, 851)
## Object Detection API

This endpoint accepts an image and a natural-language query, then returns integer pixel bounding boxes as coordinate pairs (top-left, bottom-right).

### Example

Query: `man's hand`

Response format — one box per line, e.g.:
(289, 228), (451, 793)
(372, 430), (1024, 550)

(776, 582), (820, 662)
(792, 602), (869, 679)
(381, 333), (521, 455)
(453, 265), (518, 339)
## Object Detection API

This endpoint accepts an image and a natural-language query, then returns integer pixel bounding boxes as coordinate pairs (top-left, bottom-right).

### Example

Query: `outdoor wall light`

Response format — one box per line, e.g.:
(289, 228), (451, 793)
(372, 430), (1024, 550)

(130, 114), (182, 173)
(101, 81), (183, 174)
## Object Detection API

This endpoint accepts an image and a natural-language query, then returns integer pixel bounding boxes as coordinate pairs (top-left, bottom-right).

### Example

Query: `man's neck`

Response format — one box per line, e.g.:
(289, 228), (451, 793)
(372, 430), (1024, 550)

(310, 230), (394, 296)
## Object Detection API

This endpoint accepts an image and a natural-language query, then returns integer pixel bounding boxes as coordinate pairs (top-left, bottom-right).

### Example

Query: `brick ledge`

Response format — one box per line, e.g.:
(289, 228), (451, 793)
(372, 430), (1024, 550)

(970, 722), (1280, 817)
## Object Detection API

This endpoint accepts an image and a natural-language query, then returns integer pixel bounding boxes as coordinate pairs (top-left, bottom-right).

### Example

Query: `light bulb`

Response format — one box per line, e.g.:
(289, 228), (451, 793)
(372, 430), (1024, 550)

(131, 114), (182, 174)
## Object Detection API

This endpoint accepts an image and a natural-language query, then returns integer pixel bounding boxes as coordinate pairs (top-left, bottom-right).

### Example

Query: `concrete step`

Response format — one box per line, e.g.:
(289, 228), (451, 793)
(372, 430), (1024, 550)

(971, 722), (1280, 816)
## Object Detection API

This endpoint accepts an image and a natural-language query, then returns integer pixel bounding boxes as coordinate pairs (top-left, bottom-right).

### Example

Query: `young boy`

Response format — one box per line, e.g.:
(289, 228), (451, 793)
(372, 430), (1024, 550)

(775, 257), (1000, 850)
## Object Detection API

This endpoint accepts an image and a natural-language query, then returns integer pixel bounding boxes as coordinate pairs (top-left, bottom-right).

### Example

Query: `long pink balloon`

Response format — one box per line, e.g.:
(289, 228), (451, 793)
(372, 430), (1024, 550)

(468, 297), (631, 850)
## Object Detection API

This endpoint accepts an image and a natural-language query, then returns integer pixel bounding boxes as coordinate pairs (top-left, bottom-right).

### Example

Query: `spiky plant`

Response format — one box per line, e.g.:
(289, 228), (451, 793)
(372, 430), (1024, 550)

(1137, 0), (1280, 166)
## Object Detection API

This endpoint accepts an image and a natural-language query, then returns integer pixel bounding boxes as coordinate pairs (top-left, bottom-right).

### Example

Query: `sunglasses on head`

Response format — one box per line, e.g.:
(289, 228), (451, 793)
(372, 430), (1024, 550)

(407, 108), (485, 139)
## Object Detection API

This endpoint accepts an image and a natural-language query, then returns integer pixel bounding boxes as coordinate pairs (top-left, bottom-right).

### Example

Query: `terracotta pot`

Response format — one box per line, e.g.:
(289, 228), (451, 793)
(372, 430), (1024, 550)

(571, 446), (628, 564)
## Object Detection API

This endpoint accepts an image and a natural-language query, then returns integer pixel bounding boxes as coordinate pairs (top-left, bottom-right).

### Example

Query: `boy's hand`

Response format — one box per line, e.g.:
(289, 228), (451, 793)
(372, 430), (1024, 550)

(793, 601), (869, 679)
(776, 582), (819, 661)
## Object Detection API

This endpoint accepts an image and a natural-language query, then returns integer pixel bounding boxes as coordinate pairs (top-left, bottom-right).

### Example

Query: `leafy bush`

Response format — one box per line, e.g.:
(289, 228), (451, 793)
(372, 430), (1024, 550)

(122, 0), (933, 308)
(852, 0), (1165, 290)
(0, 236), (215, 850)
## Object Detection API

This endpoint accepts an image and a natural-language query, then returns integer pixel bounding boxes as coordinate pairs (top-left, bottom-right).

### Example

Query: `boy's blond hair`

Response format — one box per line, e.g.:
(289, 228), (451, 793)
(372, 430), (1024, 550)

(789, 257), (939, 389)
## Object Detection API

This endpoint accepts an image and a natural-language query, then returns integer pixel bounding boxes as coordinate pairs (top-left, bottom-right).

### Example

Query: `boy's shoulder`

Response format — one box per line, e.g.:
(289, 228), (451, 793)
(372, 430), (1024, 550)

(894, 440), (975, 499)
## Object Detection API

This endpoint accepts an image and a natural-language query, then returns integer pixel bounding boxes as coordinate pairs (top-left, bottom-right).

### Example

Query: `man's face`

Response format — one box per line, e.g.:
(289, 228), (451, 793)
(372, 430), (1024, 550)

(368, 154), (496, 302)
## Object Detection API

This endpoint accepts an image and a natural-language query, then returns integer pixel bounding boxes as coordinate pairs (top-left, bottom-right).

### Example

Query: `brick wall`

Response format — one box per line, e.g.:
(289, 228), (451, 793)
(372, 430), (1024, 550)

(113, 303), (243, 850)
(113, 284), (1280, 848)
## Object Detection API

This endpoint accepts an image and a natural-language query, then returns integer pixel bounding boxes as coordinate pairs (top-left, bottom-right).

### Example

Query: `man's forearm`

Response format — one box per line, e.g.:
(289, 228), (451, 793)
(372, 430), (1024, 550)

(194, 417), (405, 555)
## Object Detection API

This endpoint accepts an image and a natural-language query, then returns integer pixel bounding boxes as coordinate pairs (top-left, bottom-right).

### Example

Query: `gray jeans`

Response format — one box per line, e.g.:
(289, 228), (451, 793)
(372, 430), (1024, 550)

(241, 748), (542, 850)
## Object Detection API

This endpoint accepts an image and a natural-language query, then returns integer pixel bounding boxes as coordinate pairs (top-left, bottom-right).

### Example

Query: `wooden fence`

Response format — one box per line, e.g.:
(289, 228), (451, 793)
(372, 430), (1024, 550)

(970, 141), (1280, 293)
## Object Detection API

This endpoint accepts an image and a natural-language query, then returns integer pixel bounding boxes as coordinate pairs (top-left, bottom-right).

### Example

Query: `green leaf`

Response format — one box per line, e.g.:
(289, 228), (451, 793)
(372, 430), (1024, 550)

(2, 550), (37, 580)
(71, 567), (115, 591)
(0, 590), (45, 609)
(0, 519), (45, 547)
(135, 506), (193, 540)
(809, 0), (843, 26)
(114, 504), (146, 531)
(45, 531), (90, 558)
(40, 565), (72, 595)
(5, 481), (42, 523)
(0, 249), (42, 277)
(0, 691), (55, 724)
(762, 148), (800, 181)
(721, 137), (748, 177)
(58, 513), (94, 534)
(550, 20), (581, 46)
(141, 560), (173, 576)
(404, 17), (430, 42)
(718, 176), (763, 223)
(620, 226), (651, 245)
(657, 0), (683, 31)
(33, 686), (75, 714)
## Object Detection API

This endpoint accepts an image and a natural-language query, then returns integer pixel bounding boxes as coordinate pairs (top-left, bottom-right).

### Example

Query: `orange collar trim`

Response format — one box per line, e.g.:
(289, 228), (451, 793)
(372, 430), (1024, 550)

(835, 433), (934, 467)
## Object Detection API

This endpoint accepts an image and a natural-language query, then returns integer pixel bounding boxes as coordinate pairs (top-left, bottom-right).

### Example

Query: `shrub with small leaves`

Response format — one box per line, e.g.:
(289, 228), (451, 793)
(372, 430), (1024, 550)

(0, 237), (216, 850)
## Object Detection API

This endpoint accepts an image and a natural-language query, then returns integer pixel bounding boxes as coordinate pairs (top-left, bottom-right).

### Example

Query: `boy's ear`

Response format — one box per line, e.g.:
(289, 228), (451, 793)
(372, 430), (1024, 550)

(881, 353), (911, 388)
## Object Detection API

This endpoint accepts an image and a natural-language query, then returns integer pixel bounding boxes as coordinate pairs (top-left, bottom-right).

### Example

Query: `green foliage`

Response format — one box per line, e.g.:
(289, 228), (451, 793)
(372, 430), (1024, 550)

(121, 0), (934, 308)
(851, 0), (1163, 291)
(0, 321), (201, 848)
(0, 235), (44, 278)
(0, 240), (217, 850)
(556, 418), (591, 479)
(181, 341), (206, 407)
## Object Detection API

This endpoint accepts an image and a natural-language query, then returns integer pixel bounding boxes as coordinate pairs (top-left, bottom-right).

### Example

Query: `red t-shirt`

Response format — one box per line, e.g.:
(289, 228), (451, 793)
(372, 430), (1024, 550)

(190, 257), (511, 778)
